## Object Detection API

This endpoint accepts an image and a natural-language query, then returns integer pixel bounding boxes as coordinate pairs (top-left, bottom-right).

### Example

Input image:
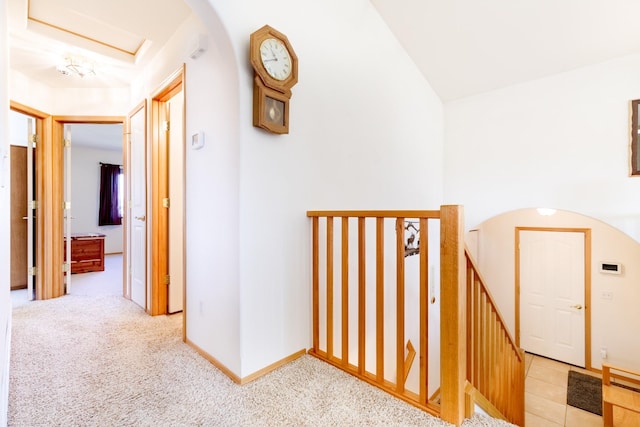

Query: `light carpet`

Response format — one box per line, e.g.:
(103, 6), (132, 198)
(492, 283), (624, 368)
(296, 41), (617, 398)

(9, 294), (515, 426)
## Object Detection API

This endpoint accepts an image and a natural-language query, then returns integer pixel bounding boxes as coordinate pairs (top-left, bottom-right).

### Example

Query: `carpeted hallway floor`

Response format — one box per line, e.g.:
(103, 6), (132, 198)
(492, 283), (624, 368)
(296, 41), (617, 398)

(8, 292), (515, 426)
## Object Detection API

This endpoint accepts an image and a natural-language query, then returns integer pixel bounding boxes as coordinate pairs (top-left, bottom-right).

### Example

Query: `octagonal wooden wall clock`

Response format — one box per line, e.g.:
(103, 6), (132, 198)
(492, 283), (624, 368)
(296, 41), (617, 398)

(250, 25), (298, 134)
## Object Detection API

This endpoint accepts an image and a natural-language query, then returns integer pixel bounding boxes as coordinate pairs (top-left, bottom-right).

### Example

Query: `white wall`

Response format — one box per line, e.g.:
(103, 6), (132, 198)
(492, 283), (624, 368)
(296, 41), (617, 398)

(131, 10), (243, 374)
(445, 53), (640, 240)
(185, 0), (444, 378)
(70, 146), (123, 254)
(473, 209), (640, 372)
(50, 87), (129, 116)
(0, 0), (12, 424)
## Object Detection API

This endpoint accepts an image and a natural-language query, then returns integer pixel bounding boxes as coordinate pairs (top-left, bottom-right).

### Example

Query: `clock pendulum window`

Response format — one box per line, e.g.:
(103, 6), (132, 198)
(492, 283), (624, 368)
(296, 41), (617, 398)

(249, 25), (298, 134)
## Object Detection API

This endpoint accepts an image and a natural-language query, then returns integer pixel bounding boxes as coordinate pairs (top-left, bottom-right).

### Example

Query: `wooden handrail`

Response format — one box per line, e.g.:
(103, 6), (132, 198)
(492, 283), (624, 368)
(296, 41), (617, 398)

(307, 210), (441, 219)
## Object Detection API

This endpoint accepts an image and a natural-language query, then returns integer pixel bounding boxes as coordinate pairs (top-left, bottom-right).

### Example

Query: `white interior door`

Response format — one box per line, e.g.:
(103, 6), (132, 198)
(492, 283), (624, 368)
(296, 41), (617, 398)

(167, 93), (184, 314)
(520, 230), (585, 366)
(129, 106), (147, 309)
(63, 125), (72, 293)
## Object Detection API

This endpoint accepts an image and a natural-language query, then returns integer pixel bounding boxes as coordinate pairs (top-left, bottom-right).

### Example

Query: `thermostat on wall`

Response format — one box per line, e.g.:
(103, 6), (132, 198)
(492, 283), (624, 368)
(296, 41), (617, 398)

(599, 262), (622, 275)
(191, 131), (205, 150)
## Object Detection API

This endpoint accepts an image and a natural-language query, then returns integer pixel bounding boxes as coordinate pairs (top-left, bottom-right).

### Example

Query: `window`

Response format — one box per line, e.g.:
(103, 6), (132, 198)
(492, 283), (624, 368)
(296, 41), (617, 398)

(117, 172), (124, 219)
(98, 163), (123, 225)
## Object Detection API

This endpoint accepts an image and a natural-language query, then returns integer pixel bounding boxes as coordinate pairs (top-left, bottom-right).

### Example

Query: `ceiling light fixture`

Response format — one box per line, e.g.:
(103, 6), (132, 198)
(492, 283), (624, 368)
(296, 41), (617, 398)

(56, 56), (96, 78)
(536, 208), (557, 216)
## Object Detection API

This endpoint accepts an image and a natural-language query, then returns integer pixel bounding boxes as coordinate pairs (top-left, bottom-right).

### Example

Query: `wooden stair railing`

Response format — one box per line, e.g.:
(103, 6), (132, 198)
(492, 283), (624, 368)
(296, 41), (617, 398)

(465, 248), (525, 426)
(307, 209), (441, 416)
(307, 206), (525, 426)
(602, 363), (640, 427)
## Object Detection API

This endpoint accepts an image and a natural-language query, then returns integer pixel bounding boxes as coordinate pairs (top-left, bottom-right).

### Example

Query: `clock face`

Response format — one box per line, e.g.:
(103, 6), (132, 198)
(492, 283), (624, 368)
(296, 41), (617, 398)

(259, 38), (292, 81)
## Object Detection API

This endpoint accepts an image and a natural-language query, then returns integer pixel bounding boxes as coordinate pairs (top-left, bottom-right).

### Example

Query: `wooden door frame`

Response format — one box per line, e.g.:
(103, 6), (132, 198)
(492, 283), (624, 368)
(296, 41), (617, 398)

(515, 226), (592, 369)
(148, 64), (186, 327)
(51, 116), (126, 299)
(9, 101), (48, 300)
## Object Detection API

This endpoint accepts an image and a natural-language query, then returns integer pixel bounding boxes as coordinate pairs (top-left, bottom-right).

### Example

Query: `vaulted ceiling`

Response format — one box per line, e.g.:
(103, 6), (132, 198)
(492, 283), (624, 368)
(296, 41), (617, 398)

(8, 0), (640, 101)
(370, 0), (640, 101)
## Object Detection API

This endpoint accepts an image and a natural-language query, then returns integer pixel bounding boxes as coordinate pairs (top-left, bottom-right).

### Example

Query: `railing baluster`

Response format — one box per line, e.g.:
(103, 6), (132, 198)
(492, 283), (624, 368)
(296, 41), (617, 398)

(376, 217), (384, 382)
(396, 218), (405, 393)
(419, 217), (429, 404)
(342, 217), (349, 367)
(474, 277), (481, 386)
(465, 266), (475, 382)
(326, 217), (334, 359)
(312, 217), (319, 353)
(358, 218), (366, 375)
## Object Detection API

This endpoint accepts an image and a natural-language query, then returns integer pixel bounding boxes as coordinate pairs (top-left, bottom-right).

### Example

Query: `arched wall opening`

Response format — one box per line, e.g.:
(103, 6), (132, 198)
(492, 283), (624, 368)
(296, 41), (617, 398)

(468, 208), (640, 372)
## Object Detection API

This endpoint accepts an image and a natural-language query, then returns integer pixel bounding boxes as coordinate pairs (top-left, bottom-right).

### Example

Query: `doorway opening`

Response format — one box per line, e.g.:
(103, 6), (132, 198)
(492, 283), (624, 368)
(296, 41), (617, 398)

(63, 122), (125, 297)
(51, 116), (126, 299)
(9, 102), (48, 303)
(145, 65), (186, 325)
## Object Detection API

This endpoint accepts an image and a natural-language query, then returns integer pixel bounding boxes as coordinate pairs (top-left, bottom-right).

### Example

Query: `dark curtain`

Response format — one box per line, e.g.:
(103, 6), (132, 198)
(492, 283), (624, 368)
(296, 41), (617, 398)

(98, 163), (122, 226)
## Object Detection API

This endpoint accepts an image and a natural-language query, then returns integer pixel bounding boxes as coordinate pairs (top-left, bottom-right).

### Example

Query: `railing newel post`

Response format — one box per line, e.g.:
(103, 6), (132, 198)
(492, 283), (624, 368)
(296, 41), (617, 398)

(439, 205), (466, 426)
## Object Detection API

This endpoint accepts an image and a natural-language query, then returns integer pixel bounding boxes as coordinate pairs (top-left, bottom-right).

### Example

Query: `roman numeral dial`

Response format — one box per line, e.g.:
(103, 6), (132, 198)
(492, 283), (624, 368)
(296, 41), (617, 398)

(260, 38), (292, 81)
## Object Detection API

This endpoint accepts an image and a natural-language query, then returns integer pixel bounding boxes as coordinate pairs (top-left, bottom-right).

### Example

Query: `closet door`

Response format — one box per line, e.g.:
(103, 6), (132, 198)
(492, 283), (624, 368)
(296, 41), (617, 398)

(10, 145), (27, 291)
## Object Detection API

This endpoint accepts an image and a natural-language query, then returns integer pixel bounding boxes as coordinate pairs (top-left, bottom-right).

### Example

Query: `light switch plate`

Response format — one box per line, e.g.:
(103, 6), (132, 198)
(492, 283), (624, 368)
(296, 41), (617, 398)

(191, 131), (205, 150)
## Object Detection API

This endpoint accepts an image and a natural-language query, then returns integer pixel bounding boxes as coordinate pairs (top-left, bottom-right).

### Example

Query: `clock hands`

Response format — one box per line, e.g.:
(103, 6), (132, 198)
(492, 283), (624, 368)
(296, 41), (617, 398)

(259, 38), (291, 81)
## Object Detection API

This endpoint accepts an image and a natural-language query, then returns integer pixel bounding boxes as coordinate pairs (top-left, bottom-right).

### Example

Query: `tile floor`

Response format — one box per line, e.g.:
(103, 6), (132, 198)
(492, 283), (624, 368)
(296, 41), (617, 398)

(525, 352), (640, 427)
(524, 352), (602, 426)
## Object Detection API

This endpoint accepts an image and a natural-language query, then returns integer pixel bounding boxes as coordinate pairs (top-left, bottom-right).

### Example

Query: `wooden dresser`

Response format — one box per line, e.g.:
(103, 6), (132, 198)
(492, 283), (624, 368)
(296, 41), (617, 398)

(64, 233), (106, 274)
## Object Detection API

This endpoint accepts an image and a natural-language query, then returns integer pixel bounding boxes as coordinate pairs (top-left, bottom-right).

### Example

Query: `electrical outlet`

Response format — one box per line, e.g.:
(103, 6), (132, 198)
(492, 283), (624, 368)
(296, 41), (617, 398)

(601, 291), (613, 300)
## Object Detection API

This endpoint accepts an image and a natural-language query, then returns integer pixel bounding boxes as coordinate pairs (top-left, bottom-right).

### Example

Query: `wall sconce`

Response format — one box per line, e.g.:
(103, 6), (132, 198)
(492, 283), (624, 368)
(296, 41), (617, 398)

(57, 56), (96, 78)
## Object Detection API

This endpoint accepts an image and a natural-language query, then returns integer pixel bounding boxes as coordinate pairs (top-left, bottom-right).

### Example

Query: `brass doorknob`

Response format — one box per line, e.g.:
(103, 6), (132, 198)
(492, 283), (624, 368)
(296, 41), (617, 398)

(570, 304), (583, 310)
(135, 215), (146, 221)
